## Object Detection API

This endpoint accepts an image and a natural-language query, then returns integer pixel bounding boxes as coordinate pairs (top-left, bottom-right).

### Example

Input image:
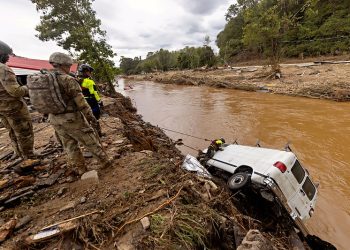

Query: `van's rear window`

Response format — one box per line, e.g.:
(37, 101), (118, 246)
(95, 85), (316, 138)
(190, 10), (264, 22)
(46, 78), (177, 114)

(291, 160), (305, 184)
(302, 177), (316, 200)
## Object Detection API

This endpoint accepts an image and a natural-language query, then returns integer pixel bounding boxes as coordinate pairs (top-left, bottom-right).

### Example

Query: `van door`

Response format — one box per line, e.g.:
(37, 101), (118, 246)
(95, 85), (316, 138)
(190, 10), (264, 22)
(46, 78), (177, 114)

(285, 160), (308, 219)
(299, 176), (317, 218)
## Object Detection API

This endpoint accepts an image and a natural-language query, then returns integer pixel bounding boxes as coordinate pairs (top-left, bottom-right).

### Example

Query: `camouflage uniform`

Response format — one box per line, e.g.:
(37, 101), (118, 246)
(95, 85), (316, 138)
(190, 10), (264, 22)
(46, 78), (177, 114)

(48, 68), (110, 172)
(0, 63), (34, 159)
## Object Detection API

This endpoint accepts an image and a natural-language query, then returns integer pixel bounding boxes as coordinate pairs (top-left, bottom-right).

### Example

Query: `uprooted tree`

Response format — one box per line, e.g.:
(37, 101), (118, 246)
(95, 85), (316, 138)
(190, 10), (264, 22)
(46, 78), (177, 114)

(31, 0), (117, 94)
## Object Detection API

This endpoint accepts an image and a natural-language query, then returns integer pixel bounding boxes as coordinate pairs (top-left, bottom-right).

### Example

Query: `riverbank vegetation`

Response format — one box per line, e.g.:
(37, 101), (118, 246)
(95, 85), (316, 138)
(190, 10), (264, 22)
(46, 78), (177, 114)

(217, 0), (350, 65)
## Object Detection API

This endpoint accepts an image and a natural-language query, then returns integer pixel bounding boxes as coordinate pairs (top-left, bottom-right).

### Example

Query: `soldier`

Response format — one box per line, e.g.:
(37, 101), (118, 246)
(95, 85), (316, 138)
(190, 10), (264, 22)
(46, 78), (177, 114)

(29, 52), (111, 174)
(0, 40), (35, 160)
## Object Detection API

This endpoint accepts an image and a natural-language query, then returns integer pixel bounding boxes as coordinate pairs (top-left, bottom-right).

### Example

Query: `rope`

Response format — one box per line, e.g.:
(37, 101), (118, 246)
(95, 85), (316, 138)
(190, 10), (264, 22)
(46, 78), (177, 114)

(158, 127), (211, 142)
(180, 143), (202, 152)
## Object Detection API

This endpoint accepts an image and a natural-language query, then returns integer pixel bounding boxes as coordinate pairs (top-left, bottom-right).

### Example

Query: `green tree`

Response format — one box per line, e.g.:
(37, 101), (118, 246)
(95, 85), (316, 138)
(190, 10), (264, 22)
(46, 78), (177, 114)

(198, 46), (216, 67)
(217, 0), (350, 62)
(216, 13), (245, 63)
(177, 50), (191, 69)
(243, 4), (283, 71)
(157, 49), (172, 71)
(31, 0), (117, 94)
(120, 57), (141, 75)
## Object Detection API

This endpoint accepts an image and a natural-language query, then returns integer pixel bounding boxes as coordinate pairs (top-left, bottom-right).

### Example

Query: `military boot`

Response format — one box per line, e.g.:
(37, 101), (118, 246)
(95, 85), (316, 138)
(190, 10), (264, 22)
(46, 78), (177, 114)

(74, 164), (87, 176)
(100, 158), (113, 169)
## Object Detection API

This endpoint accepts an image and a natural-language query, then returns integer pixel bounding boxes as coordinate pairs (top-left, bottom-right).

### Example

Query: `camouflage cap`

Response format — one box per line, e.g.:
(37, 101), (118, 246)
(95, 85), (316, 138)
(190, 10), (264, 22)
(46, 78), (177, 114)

(0, 40), (13, 55)
(49, 52), (73, 66)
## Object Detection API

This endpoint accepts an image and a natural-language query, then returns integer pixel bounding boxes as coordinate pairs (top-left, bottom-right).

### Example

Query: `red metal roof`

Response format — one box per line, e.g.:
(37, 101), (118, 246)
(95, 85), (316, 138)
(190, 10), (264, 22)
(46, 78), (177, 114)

(8, 55), (78, 72)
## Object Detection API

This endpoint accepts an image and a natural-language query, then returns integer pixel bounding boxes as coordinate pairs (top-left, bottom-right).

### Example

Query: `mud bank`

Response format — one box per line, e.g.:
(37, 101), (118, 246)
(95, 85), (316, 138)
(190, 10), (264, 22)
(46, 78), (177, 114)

(127, 62), (350, 101)
(1, 93), (325, 249)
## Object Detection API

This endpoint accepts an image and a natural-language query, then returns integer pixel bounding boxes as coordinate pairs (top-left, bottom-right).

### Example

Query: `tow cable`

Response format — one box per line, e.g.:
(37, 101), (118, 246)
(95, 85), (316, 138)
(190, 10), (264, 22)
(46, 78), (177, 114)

(158, 126), (211, 142)
(173, 139), (202, 152)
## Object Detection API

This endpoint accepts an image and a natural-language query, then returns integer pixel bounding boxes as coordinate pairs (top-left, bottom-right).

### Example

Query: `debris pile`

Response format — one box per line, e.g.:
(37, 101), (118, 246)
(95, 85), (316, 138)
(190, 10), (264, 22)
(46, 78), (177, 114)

(127, 62), (350, 101)
(0, 93), (322, 249)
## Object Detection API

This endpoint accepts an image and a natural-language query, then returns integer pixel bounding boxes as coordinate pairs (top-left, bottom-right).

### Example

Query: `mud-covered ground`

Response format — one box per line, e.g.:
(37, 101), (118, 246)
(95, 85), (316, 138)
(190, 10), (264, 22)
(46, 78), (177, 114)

(127, 61), (350, 101)
(1, 93), (318, 249)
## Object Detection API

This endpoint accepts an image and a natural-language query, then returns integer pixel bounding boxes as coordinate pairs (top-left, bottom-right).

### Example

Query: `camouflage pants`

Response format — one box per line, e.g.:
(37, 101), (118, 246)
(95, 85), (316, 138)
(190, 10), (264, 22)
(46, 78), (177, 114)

(49, 111), (109, 170)
(0, 101), (34, 158)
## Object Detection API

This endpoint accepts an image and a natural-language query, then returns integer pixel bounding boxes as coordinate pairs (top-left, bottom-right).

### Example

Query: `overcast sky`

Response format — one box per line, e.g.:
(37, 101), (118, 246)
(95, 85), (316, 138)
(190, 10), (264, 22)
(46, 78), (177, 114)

(0, 0), (232, 65)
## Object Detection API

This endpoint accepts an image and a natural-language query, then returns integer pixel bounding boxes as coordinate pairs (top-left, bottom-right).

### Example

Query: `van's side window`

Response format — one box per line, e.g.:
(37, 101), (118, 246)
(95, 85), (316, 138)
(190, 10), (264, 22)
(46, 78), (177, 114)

(302, 177), (316, 200)
(291, 160), (305, 184)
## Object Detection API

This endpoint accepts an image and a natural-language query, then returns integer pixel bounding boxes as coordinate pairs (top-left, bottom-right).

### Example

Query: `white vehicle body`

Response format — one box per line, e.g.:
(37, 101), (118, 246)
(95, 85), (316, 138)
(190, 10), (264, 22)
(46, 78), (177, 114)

(206, 144), (318, 232)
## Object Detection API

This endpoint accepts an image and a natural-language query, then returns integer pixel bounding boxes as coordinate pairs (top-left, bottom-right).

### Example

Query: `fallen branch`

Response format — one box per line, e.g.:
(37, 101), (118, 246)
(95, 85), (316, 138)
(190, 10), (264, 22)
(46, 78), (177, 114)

(41, 210), (102, 230)
(116, 186), (183, 234)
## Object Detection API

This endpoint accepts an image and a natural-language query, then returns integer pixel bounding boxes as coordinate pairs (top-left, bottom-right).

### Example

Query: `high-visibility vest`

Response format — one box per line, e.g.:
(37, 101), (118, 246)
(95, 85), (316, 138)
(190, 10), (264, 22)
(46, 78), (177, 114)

(81, 78), (101, 102)
(215, 139), (223, 145)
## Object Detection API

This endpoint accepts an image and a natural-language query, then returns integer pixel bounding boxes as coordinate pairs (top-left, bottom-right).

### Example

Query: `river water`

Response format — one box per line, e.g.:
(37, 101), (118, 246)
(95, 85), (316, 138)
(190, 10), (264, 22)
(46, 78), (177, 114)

(119, 79), (349, 249)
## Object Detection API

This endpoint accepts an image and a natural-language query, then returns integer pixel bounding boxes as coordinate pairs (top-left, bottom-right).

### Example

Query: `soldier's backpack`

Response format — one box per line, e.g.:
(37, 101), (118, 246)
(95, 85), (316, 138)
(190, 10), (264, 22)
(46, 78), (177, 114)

(27, 69), (67, 114)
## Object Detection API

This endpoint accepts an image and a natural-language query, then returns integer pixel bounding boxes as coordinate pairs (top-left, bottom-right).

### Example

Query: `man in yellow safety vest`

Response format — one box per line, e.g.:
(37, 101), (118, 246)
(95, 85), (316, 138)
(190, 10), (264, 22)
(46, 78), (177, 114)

(78, 64), (103, 136)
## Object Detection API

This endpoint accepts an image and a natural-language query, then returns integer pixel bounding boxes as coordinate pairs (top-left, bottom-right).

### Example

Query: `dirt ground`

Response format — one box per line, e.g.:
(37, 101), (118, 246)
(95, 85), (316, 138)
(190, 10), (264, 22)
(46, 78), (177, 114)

(0, 93), (326, 249)
(128, 60), (350, 101)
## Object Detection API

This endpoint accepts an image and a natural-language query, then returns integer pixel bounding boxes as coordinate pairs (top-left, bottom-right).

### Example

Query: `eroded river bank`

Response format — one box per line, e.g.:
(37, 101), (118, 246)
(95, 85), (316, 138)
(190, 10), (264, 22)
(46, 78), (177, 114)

(124, 80), (350, 249)
(127, 62), (350, 101)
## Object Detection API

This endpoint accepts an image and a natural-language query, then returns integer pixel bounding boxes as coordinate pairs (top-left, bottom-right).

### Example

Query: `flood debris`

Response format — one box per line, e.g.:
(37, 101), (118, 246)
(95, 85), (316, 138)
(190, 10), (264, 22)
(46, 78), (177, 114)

(15, 215), (32, 230)
(26, 221), (78, 244)
(59, 200), (78, 212)
(128, 62), (350, 101)
(0, 94), (337, 249)
(0, 218), (17, 243)
(4, 190), (35, 207)
(35, 168), (65, 187)
(237, 229), (275, 250)
(182, 154), (212, 178)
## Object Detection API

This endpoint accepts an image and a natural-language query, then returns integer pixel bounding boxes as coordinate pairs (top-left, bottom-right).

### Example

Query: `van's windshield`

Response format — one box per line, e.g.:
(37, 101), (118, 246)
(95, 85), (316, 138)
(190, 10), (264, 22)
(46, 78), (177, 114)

(302, 177), (316, 200)
(291, 160), (305, 184)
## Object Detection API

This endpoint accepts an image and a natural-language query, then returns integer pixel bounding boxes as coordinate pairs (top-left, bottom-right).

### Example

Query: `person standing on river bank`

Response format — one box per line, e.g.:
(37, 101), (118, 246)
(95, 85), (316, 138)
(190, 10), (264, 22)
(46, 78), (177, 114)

(77, 64), (103, 136)
(0, 40), (35, 160)
(28, 52), (111, 175)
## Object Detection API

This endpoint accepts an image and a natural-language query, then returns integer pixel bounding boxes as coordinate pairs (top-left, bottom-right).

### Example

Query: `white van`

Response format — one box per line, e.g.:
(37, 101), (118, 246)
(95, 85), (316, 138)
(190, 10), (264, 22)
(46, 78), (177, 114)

(205, 144), (318, 236)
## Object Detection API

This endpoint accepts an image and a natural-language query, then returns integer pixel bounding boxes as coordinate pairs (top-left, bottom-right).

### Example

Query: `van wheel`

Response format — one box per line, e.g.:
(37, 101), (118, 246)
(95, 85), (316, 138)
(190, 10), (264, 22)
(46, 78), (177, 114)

(228, 172), (250, 190)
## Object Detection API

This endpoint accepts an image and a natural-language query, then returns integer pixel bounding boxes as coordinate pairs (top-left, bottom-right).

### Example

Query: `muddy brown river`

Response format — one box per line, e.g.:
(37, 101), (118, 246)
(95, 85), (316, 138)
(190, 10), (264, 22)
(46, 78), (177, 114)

(120, 79), (349, 249)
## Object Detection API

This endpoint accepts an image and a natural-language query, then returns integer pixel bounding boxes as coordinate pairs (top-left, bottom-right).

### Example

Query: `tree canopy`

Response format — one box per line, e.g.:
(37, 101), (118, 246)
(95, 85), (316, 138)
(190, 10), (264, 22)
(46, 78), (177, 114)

(217, 0), (350, 64)
(31, 0), (117, 93)
(120, 46), (216, 75)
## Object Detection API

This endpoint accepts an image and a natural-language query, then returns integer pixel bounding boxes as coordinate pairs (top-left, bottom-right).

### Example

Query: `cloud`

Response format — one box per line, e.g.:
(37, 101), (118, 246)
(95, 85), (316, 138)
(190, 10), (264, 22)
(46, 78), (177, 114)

(177, 0), (230, 15)
(0, 0), (233, 65)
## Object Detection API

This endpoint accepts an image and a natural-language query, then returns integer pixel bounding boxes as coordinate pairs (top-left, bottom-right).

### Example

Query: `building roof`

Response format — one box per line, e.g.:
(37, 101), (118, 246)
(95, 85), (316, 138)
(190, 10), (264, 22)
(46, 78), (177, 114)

(12, 68), (40, 76)
(8, 55), (78, 75)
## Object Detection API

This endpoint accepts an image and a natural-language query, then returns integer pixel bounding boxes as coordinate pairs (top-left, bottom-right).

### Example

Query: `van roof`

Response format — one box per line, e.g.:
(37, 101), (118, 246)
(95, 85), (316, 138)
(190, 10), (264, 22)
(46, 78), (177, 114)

(211, 145), (296, 174)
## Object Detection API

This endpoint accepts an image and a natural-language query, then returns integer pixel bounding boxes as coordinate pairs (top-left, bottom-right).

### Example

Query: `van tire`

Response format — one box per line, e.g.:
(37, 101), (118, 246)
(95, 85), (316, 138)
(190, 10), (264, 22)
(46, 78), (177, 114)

(228, 172), (250, 190)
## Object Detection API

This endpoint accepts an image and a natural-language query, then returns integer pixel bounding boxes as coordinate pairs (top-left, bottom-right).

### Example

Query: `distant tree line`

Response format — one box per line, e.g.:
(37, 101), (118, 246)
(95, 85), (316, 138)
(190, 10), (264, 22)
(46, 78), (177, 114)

(216, 0), (350, 65)
(120, 46), (216, 75)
